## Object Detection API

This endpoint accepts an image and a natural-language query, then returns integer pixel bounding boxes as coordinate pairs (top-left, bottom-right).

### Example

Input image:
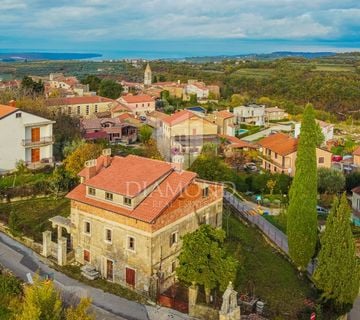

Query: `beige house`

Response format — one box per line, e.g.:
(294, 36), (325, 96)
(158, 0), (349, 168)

(233, 104), (265, 126)
(64, 152), (223, 296)
(117, 94), (156, 116)
(258, 132), (332, 176)
(157, 110), (218, 168)
(353, 146), (360, 167)
(207, 110), (235, 136)
(265, 107), (288, 122)
(46, 96), (119, 119)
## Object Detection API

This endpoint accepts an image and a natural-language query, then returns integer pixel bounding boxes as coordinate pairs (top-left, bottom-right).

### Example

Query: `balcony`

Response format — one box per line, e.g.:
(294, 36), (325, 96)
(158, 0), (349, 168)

(22, 136), (54, 147)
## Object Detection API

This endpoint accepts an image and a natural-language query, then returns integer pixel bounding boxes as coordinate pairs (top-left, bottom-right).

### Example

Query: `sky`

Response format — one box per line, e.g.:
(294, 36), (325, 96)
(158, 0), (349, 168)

(1, 0), (359, 56)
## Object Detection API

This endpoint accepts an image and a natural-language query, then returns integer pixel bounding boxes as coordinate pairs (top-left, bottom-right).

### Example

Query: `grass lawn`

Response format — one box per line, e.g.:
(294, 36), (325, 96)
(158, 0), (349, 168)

(225, 214), (314, 319)
(264, 214), (287, 233)
(0, 172), (51, 189)
(0, 197), (70, 242)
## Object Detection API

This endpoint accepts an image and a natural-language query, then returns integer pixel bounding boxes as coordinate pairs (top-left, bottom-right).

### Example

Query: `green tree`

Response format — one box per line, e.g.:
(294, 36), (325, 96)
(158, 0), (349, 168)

(313, 193), (360, 313)
(345, 171), (360, 192)
(64, 143), (103, 177)
(317, 168), (345, 194)
(189, 94), (197, 104)
(139, 125), (153, 144)
(81, 75), (101, 92)
(315, 122), (325, 147)
(287, 104), (318, 270)
(14, 277), (62, 320)
(21, 76), (44, 96)
(98, 79), (123, 99)
(176, 224), (237, 302)
(65, 298), (94, 320)
(49, 165), (76, 197)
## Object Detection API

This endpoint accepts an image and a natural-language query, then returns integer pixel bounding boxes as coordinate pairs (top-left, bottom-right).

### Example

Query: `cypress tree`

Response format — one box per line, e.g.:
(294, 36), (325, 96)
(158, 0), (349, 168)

(313, 193), (360, 312)
(287, 104), (318, 270)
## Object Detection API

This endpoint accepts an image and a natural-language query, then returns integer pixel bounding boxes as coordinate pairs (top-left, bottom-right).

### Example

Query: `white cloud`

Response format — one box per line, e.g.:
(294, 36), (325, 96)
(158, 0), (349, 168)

(0, 0), (358, 44)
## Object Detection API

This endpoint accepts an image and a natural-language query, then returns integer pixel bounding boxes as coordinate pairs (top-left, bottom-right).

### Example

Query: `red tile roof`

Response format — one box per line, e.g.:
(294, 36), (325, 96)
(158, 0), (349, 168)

(353, 146), (360, 156)
(0, 104), (18, 119)
(352, 186), (360, 195)
(84, 155), (175, 197)
(120, 94), (154, 104)
(162, 110), (194, 126)
(46, 96), (116, 106)
(66, 154), (201, 223)
(258, 132), (298, 156)
(219, 134), (256, 149)
(217, 110), (234, 119)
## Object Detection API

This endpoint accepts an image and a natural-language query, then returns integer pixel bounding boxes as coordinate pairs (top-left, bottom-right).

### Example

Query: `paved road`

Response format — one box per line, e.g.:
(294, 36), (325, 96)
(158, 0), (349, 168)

(0, 232), (191, 320)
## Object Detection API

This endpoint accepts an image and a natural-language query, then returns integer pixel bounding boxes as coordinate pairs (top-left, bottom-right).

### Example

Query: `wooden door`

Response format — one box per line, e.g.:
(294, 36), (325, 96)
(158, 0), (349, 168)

(106, 260), (113, 281)
(31, 127), (40, 142)
(83, 250), (90, 263)
(31, 148), (40, 163)
(125, 267), (135, 287)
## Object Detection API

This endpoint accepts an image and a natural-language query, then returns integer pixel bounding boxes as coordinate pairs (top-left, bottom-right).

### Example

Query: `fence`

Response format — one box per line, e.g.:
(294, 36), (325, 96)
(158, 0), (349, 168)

(224, 191), (314, 275)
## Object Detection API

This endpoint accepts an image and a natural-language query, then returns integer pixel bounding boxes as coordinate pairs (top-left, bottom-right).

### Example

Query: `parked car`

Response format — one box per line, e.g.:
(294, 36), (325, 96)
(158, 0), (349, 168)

(317, 205), (329, 215)
(139, 115), (147, 122)
(331, 155), (343, 162)
(244, 162), (257, 172)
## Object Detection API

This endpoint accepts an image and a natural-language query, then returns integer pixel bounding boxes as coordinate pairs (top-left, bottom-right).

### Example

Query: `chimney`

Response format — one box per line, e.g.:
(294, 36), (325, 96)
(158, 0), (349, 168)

(102, 148), (112, 167)
(8, 100), (16, 107)
(83, 159), (97, 181)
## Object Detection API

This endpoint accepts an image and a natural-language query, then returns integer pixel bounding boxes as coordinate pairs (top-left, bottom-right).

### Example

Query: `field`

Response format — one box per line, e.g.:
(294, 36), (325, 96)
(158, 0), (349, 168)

(0, 171), (51, 189)
(225, 214), (314, 319)
(0, 197), (70, 242)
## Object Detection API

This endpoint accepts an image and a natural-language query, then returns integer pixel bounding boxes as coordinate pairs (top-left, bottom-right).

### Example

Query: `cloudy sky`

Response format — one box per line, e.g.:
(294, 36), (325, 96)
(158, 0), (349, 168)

(1, 0), (359, 55)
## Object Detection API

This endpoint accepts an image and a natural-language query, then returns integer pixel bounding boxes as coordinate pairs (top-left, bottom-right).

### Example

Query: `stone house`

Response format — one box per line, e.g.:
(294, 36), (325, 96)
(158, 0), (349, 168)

(64, 152), (223, 295)
(258, 132), (332, 176)
(46, 96), (119, 119)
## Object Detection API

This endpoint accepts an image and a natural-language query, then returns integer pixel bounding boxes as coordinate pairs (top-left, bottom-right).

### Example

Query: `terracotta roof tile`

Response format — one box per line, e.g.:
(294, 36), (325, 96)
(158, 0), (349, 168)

(217, 110), (234, 119)
(46, 96), (116, 106)
(0, 104), (18, 119)
(162, 110), (194, 126)
(84, 155), (175, 197)
(258, 132), (298, 156)
(352, 186), (360, 195)
(353, 146), (360, 156)
(219, 134), (256, 149)
(120, 94), (154, 104)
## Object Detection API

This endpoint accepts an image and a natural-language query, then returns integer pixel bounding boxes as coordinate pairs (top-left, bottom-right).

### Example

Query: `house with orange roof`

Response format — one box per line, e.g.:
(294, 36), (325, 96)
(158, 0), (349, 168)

(258, 132), (332, 176)
(0, 102), (55, 172)
(157, 110), (218, 168)
(352, 146), (360, 167)
(46, 96), (120, 119)
(207, 110), (236, 136)
(219, 134), (257, 157)
(47, 150), (223, 295)
(118, 94), (155, 116)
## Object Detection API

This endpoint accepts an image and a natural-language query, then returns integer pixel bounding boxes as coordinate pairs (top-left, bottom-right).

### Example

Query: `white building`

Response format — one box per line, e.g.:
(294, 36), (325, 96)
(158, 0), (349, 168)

(184, 80), (209, 100)
(233, 104), (265, 126)
(294, 119), (334, 143)
(0, 103), (55, 172)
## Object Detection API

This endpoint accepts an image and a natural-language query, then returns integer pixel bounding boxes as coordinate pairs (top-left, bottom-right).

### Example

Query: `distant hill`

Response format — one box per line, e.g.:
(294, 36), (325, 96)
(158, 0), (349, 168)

(182, 51), (336, 62)
(0, 52), (102, 61)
